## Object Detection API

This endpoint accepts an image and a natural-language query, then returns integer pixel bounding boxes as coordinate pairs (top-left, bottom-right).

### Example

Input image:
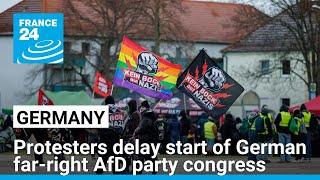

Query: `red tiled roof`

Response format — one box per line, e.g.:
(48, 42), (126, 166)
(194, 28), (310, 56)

(0, 0), (266, 43)
(179, 1), (262, 43)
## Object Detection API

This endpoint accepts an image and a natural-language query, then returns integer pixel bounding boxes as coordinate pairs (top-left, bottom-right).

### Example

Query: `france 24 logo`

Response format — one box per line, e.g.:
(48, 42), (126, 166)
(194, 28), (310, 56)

(13, 13), (64, 64)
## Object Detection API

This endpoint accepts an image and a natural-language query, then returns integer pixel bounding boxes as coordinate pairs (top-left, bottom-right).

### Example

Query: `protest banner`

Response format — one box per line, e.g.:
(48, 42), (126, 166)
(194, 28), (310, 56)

(113, 36), (182, 100)
(38, 89), (54, 105)
(176, 50), (244, 118)
(93, 71), (112, 97)
(109, 111), (125, 129)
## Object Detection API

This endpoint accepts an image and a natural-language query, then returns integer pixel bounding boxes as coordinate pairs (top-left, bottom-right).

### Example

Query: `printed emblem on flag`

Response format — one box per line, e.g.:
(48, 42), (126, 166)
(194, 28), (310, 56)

(93, 72), (112, 97)
(176, 50), (244, 117)
(38, 89), (54, 105)
(113, 36), (182, 99)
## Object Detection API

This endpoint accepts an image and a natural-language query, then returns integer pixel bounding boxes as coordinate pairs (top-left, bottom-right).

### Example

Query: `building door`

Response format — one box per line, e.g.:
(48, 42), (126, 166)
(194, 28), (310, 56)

(241, 91), (260, 118)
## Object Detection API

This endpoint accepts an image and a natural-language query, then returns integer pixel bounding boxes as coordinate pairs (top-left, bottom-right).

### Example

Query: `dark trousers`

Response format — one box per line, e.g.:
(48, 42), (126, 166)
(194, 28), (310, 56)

(248, 130), (257, 161)
(33, 132), (44, 163)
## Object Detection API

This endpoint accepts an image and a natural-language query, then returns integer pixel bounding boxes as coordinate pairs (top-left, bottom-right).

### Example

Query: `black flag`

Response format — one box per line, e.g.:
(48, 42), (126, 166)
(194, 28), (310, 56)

(176, 50), (244, 118)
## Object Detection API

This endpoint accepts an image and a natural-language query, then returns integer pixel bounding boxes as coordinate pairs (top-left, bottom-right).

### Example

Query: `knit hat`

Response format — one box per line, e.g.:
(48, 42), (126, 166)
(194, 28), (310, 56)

(140, 100), (150, 109)
(105, 96), (115, 105)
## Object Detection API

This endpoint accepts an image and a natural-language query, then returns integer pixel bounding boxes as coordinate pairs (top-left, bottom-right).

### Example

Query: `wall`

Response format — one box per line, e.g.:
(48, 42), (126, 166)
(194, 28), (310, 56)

(0, 35), (229, 109)
(224, 51), (309, 118)
(138, 40), (228, 59)
(0, 36), (43, 109)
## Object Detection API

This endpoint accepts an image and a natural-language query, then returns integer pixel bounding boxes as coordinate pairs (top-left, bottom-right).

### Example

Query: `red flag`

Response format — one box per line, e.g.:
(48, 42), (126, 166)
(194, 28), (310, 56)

(93, 71), (112, 97)
(38, 89), (54, 105)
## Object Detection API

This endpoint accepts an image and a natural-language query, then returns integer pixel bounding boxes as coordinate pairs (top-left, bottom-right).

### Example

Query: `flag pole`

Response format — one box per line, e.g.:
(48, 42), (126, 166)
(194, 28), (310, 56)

(110, 85), (114, 96)
(153, 98), (163, 111)
(91, 91), (95, 105)
(183, 94), (187, 112)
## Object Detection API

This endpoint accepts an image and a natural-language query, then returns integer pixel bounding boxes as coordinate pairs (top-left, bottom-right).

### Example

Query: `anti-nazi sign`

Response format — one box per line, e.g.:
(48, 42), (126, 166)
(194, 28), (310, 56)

(176, 50), (244, 118)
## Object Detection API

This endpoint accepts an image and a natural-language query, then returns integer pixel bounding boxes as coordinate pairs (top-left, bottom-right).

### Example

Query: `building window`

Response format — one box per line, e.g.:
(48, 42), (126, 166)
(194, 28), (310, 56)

(282, 60), (290, 75)
(281, 98), (290, 107)
(51, 67), (79, 87)
(260, 60), (270, 74)
(82, 42), (90, 55)
(151, 46), (156, 53)
(64, 42), (71, 53)
(176, 47), (181, 59)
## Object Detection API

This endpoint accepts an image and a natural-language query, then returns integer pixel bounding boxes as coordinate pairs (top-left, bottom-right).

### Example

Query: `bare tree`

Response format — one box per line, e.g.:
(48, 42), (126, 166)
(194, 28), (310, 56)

(139, 0), (189, 54)
(232, 0), (320, 97)
(25, 0), (191, 97)
(65, 0), (145, 76)
(231, 4), (271, 37)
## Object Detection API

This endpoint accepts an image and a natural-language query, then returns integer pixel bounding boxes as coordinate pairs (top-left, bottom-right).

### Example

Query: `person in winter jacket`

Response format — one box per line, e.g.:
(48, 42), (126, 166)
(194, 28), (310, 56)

(0, 117), (16, 152)
(135, 100), (157, 143)
(123, 99), (140, 140)
(204, 117), (217, 153)
(47, 128), (68, 162)
(179, 110), (191, 144)
(291, 109), (305, 162)
(86, 128), (99, 159)
(197, 113), (208, 143)
(256, 107), (272, 163)
(168, 115), (181, 144)
(122, 99), (140, 173)
(275, 105), (292, 163)
(134, 100), (157, 174)
(96, 96), (121, 174)
(300, 104), (315, 162)
(220, 113), (238, 155)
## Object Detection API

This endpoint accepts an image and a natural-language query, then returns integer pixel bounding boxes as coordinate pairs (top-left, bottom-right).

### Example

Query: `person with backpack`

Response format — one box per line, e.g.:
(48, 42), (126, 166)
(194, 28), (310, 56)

(261, 105), (276, 137)
(300, 104), (315, 162)
(275, 105), (292, 163)
(204, 117), (218, 153)
(256, 107), (273, 163)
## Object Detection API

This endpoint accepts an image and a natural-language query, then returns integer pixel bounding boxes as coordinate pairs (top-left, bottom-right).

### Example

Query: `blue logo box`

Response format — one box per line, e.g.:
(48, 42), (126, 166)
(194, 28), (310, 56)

(13, 13), (64, 64)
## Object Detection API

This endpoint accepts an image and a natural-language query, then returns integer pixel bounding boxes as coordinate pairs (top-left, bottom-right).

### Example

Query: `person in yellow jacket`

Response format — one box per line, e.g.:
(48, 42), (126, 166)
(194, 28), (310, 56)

(274, 105), (292, 163)
(204, 117), (217, 153)
(257, 107), (273, 163)
(247, 111), (259, 161)
(261, 105), (276, 135)
(291, 109), (305, 162)
(300, 104), (313, 162)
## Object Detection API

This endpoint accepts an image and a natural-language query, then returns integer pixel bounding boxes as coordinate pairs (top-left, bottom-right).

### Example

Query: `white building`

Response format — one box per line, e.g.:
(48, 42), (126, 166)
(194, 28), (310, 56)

(0, 0), (265, 114)
(222, 9), (310, 118)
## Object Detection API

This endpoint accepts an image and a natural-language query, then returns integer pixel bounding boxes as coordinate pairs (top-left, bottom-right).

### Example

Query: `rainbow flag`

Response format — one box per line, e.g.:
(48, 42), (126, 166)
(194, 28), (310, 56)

(113, 36), (182, 99)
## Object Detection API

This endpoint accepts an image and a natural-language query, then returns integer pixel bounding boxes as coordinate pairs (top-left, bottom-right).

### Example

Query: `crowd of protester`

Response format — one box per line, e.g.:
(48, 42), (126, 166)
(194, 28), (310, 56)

(1, 95), (320, 173)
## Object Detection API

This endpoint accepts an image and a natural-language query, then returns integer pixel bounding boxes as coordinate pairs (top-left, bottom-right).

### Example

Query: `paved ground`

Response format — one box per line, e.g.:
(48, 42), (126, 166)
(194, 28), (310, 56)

(1, 152), (320, 175)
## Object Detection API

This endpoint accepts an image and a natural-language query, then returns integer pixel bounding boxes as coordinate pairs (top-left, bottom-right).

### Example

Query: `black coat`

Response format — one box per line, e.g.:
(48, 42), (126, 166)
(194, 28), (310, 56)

(135, 111), (157, 143)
